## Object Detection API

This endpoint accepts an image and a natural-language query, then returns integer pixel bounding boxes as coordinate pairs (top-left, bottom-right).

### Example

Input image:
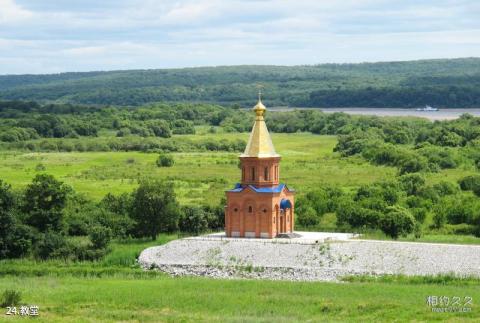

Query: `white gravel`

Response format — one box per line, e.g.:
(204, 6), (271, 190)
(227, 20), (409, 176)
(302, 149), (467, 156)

(138, 235), (480, 282)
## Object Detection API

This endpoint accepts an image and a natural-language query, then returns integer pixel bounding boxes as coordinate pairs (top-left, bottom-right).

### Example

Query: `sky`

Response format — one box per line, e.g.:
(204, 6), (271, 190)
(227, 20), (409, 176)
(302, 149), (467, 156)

(1, 0), (480, 74)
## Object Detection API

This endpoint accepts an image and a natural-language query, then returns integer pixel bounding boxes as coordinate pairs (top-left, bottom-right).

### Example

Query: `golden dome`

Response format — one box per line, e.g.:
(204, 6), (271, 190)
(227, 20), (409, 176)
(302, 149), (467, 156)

(241, 97), (279, 158)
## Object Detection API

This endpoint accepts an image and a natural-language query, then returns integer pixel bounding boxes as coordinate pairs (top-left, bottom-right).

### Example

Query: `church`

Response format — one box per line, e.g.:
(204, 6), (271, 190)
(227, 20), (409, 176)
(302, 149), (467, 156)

(224, 96), (295, 238)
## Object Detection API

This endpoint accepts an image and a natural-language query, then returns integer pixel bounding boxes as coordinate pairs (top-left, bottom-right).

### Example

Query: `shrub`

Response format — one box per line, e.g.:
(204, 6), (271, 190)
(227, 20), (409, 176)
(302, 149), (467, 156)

(399, 173), (425, 195)
(130, 180), (180, 239)
(34, 231), (68, 260)
(433, 181), (458, 196)
(179, 206), (209, 235)
(297, 206), (319, 227)
(432, 212), (446, 229)
(411, 208), (427, 224)
(379, 206), (415, 239)
(89, 225), (112, 249)
(23, 174), (71, 232)
(336, 200), (382, 229)
(156, 154), (174, 167)
(458, 175), (480, 192)
(0, 290), (22, 307)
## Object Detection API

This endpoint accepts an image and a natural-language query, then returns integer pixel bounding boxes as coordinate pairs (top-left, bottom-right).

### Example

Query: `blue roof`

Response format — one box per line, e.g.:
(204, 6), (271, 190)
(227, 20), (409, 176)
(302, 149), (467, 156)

(280, 198), (292, 210)
(227, 183), (294, 193)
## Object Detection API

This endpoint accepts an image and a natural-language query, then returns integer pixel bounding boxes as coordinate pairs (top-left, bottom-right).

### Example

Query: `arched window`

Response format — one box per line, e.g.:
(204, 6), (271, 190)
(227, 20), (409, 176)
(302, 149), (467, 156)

(248, 206), (253, 213)
(264, 167), (269, 181)
(251, 167), (255, 181)
(242, 167), (245, 181)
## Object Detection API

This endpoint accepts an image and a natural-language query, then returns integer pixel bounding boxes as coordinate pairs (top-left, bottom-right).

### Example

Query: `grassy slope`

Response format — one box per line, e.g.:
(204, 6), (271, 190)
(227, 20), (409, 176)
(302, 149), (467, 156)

(1, 132), (475, 205)
(0, 133), (400, 204)
(1, 233), (478, 322)
(0, 275), (478, 322)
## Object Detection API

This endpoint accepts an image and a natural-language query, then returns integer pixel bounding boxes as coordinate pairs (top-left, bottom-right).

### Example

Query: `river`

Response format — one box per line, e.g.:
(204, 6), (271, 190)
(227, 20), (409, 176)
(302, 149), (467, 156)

(269, 107), (480, 121)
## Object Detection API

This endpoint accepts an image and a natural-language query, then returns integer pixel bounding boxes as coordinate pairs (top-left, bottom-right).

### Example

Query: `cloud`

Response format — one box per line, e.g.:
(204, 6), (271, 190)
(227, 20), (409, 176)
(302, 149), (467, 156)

(0, 0), (33, 24)
(0, 0), (480, 74)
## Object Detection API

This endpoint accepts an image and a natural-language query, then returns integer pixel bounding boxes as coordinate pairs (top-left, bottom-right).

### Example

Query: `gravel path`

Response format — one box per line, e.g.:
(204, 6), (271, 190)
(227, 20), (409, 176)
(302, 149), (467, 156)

(138, 238), (480, 282)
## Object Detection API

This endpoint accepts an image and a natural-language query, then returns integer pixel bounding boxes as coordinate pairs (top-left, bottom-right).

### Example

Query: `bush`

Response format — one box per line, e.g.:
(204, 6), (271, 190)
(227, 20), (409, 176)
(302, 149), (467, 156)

(179, 206), (209, 235)
(0, 290), (22, 307)
(297, 206), (319, 227)
(156, 154), (174, 167)
(337, 200), (382, 229)
(399, 173), (425, 195)
(458, 175), (480, 193)
(433, 212), (446, 229)
(89, 225), (112, 249)
(379, 206), (415, 239)
(23, 174), (71, 232)
(411, 208), (427, 224)
(34, 231), (68, 260)
(130, 180), (180, 239)
(433, 181), (458, 196)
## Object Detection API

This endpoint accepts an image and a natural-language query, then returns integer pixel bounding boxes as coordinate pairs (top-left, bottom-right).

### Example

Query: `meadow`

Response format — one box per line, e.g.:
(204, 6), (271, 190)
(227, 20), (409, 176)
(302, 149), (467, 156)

(0, 132), (396, 204)
(1, 126), (480, 321)
(1, 234), (479, 322)
(2, 131), (473, 205)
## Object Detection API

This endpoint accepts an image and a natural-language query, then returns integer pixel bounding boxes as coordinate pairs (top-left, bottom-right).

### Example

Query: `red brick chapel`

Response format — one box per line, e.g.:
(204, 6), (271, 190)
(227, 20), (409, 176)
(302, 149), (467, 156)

(224, 96), (295, 238)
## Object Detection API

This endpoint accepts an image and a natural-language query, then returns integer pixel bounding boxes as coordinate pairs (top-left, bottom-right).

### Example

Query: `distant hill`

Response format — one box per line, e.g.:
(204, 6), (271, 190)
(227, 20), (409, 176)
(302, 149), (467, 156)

(1, 58), (480, 108)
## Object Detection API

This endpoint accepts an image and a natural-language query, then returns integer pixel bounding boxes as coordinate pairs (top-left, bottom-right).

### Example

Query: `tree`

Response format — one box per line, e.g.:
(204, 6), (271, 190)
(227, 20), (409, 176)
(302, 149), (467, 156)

(0, 180), (33, 259)
(399, 173), (425, 195)
(23, 174), (70, 232)
(130, 180), (180, 240)
(179, 206), (209, 235)
(156, 154), (174, 167)
(89, 225), (112, 249)
(297, 206), (319, 227)
(379, 206), (415, 239)
(458, 175), (480, 193)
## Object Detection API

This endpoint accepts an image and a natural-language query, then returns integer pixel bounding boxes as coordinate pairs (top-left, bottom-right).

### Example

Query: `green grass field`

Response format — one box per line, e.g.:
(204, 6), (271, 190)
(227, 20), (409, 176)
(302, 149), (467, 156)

(1, 132), (479, 321)
(1, 275), (478, 322)
(1, 132), (475, 205)
(1, 234), (478, 322)
(0, 133), (398, 204)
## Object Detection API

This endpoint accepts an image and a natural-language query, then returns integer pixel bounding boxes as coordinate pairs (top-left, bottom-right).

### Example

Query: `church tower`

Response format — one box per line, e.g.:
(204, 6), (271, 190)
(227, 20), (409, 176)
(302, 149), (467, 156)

(224, 96), (295, 238)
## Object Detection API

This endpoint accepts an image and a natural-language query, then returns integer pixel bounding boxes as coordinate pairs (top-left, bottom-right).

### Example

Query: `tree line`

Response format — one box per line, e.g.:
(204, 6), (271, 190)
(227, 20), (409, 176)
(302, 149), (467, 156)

(0, 174), (224, 261)
(1, 58), (480, 108)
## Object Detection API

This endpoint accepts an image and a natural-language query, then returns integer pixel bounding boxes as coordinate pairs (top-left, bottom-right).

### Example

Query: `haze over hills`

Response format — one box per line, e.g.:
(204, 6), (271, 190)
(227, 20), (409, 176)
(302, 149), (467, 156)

(1, 58), (480, 108)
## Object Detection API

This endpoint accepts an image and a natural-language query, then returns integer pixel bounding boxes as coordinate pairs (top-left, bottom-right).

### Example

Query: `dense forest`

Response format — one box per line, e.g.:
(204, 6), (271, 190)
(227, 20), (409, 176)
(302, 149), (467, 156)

(1, 58), (480, 108)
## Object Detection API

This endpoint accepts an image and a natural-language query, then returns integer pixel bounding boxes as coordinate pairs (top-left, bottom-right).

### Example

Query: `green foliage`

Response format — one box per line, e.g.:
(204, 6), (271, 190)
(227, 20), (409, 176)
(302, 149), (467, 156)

(179, 206), (209, 235)
(34, 231), (69, 260)
(156, 153), (174, 167)
(379, 206), (415, 239)
(435, 195), (480, 225)
(23, 174), (71, 232)
(130, 180), (180, 239)
(0, 180), (32, 259)
(399, 173), (425, 195)
(459, 175), (480, 195)
(2, 58), (480, 108)
(297, 205), (319, 227)
(89, 225), (112, 249)
(0, 289), (22, 307)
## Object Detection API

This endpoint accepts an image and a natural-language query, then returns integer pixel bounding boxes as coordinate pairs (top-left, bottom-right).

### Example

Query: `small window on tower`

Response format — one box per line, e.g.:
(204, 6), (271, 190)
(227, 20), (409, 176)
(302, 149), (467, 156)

(234, 208), (238, 212)
(263, 208), (267, 213)
(264, 167), (269, 181)
(273, 217), (276, 224)
(248, 206), (253, 213)
(251, 167), (255, 181)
